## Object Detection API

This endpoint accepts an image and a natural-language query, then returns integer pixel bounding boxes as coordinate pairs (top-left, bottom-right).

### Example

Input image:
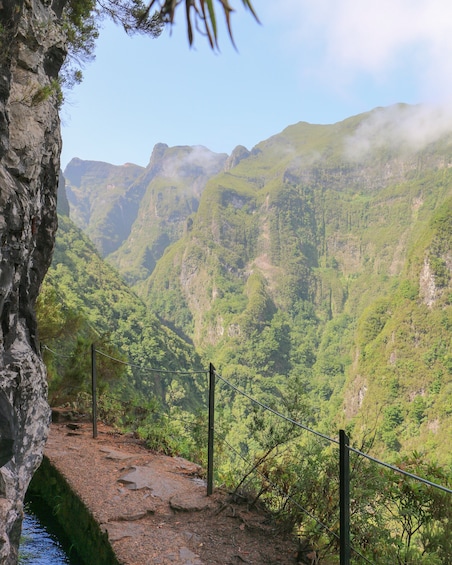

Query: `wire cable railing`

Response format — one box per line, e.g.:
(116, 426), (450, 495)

(95, 348), (208, 376)
(348, 444), (452, 495)
(214, 373), (375, 564)
(217, 431), (340, 539)
(215, 371), (339, 446)
(210, 366), (452, 565)
(214, 368), (452, 493)
(41, 344), (73, 359)
(45, 344), (451, 565)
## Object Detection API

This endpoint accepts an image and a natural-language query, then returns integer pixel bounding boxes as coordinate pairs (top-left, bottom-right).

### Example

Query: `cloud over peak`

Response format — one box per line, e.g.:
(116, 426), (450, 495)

(344, 103), (452, 159)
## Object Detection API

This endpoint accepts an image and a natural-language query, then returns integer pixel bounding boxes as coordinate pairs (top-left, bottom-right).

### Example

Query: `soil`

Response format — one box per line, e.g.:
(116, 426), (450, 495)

(43, 416), (308, 565)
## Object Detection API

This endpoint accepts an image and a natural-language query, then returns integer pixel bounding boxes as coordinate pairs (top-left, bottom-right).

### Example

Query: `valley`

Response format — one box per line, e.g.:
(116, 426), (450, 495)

(40, 104), (452, 563)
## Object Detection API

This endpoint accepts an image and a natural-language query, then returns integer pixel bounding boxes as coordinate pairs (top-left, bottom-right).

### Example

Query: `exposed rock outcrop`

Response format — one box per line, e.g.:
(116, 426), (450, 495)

(0, 1), (66, 562)
(224, 144), (250, 170)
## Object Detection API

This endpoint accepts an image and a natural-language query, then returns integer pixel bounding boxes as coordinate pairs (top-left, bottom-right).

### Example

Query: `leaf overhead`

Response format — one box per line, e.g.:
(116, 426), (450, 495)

(142, 0), (259, 48)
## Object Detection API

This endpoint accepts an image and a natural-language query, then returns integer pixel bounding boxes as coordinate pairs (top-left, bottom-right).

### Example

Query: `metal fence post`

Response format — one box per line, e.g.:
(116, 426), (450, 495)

(207, 363), (216, 496)
(339, 429), (350, 565)
(91, 344), (98, 439)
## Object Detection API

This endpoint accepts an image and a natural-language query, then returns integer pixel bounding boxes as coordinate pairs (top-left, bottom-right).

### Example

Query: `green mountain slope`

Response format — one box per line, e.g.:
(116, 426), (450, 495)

(108, 144), (227, 285)
(61, 104), (452, 464)
(134, 105), (452, 462)
(39, 211), (205, 415)
(64, 158), (145, 256)
(65, 144), (227, 285)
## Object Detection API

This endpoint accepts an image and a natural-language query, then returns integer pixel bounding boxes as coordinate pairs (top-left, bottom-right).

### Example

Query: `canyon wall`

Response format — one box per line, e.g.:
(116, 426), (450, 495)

(0, 1), (66, 562)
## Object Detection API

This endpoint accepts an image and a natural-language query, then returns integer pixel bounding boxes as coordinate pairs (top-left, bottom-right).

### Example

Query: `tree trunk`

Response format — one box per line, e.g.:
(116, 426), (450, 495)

(0, 1), (67, 562)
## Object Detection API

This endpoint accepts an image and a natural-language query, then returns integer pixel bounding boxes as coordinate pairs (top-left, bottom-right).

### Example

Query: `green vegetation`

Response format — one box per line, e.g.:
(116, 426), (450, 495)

(61, 109), (452, 465)
(43, 108), (452, 561)
(38, 214), (207, 456)
(210, 375), (452, 564)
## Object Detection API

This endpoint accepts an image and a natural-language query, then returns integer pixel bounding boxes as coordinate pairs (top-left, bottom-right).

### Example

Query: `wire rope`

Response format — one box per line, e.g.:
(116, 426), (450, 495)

(214, 369), (339, 445)
(95, 348), (208, 376)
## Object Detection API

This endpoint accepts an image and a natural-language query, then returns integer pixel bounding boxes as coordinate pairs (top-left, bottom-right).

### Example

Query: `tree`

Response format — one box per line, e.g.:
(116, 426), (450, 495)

(63, 0), (258, 56)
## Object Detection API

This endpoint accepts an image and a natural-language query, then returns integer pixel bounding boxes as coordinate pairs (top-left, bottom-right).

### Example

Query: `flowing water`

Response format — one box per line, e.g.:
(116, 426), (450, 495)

(19, 499), (82, 565)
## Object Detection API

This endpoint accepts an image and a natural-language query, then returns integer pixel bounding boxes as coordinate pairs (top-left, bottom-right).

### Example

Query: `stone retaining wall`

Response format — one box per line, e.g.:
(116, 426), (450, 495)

(28, 456), (120, 565)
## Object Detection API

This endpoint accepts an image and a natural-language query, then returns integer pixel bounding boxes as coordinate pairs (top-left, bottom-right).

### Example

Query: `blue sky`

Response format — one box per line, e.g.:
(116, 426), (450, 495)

(60, 0), (452, 169)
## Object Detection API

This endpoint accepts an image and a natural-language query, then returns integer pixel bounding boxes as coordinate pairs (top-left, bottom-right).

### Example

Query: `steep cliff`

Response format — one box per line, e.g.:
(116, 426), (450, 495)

(0, 1), (66, 562)
(65, 144), (227, 284)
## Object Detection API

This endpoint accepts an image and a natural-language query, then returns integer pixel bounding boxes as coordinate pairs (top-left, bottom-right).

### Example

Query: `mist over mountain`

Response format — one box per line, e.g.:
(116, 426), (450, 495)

(65, 144), (227, 284)
(62, 104), (452, 462)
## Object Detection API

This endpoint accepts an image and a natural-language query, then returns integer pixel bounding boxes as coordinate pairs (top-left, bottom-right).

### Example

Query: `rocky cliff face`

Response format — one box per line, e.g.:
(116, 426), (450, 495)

(65, 144), (228, 284)
(0, 1), (66, 562)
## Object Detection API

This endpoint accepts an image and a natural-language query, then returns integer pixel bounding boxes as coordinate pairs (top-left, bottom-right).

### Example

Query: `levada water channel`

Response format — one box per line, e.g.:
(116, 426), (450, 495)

(19, 496), (83, 565)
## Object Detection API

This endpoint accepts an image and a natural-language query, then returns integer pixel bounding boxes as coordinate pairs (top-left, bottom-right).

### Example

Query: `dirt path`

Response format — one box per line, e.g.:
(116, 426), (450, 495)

(43, 421), (302, 565)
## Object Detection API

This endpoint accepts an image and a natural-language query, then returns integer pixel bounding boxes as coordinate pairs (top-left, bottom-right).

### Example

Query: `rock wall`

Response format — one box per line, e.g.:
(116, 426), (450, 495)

(28, 456), (121, 565)
(0, 1), (67, 562)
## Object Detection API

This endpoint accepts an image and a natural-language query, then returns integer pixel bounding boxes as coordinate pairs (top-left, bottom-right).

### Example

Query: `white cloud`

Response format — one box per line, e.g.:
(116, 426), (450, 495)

(344, 103), (452, 159)
(265, 0), (452, 102)
(259, 1), (452, 156)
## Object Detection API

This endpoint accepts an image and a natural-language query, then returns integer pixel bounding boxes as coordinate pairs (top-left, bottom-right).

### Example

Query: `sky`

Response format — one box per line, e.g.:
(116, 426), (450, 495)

(60, 0), (452, 169)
